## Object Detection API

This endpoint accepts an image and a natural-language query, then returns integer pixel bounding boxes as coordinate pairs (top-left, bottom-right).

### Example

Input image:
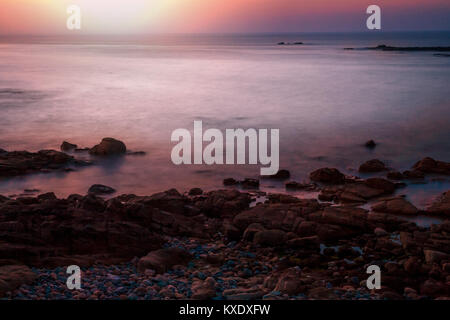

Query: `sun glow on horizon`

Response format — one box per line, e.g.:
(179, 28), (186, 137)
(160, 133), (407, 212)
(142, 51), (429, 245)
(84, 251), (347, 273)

(0, 0), (449, 34)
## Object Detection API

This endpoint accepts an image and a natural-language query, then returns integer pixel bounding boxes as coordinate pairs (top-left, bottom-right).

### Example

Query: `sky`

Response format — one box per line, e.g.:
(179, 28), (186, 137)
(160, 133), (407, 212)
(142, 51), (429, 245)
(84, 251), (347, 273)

(0, 0), (449, 34)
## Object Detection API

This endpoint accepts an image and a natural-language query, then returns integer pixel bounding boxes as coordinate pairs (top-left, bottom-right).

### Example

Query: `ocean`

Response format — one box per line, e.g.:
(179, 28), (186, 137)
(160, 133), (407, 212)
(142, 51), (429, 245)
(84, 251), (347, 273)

(0, 32), (449, 207)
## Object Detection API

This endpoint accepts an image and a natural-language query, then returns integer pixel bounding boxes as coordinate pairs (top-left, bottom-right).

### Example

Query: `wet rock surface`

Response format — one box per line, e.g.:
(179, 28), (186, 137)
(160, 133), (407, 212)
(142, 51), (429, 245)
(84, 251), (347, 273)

(89, 138), (127, 156)
(0, 149), (90, 177)
(0, 154), (449, 300)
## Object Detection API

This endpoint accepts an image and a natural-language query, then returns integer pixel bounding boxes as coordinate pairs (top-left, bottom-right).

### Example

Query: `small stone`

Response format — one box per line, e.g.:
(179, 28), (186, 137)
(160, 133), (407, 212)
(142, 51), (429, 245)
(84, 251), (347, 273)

(88, 184), (116, 195)
(365, 140), (377, 149)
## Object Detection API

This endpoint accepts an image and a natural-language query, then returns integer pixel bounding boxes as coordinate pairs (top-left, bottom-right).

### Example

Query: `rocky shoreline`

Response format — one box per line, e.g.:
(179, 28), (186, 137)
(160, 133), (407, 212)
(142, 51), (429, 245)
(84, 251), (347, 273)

(0, 142), (449, 300)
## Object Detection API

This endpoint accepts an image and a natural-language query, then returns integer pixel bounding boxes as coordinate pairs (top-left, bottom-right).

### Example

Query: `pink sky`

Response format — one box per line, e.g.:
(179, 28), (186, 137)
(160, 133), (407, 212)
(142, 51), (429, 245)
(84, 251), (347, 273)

(0, 0), (449, 34)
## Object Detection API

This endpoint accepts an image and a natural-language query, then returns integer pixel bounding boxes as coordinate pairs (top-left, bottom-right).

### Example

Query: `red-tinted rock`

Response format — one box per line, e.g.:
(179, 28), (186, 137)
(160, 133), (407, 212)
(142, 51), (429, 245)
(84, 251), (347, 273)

(371, 197), (418, 215)
(359, 159), (387, 172)
(89, 138), (126, 156)
(413, 157), (450, 175)
(310, 168), (345, 184)
(137, 247), (192, 273)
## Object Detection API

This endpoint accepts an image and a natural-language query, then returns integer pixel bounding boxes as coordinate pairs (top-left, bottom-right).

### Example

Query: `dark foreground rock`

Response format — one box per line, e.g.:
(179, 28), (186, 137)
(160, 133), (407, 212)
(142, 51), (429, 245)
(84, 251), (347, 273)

(371, 197), (419, 215)
(0, 187), (448, 300)
(427, 191), (450, 217)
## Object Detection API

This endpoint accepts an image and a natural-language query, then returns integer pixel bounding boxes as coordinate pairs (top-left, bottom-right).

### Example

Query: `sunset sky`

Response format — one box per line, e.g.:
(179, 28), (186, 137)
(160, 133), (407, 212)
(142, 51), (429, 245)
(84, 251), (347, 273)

(0, 0), (449, 34)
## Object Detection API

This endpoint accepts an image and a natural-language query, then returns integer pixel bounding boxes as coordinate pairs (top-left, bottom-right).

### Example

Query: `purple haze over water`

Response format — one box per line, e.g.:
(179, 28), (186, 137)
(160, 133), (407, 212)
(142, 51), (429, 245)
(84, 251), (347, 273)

(0, 32), (449, 209)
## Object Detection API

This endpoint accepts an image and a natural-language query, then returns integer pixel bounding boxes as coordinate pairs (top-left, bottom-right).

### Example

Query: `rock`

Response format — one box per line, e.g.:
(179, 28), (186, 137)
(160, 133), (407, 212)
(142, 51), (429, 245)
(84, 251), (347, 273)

(188, 188), (203, 196)
(372, 197), (418, 215)
(403, 257), (422, 275)
(60, 141), (77, 151)
(0, 149), (75, 177)
(137, 248), (192, 274)
(0, 265), (37, 297)
(198, 189), (251, 218)
(316, 206), (369, 230)
(402, 170), (425, 179)
(223, 223), (242, 241)
(88, 184), (116, 195)
(285, 181), (317, 191)
(243, 223), (266, 242)
(89, 138), (126, 156)
(274, 268), (304, 295)
(253, 229), (287, 246)
(420, 279), (448, 297)
(387, 171), (404, 180)
(413, 157), (450, 175)
(310, 168), (345, 184)
(424, 250), (448, 264)
(365, 140), (377, 149)
(223, 178), (238, 186)
(233, 200), (319, 231)
(287, 236), (320, 249)
(241, 178), (259, 189)
(374, 227), (388, 236)
(308, 287), (337, 299)
(37, 192), (57, 201)
(0, 148), (7, 154)
(359, 159), (387, 172)
(191, 277), (217, 299)
(267, 169), (290, 180)
(427, 191), (450, 217)
(364, 178), (396, 194)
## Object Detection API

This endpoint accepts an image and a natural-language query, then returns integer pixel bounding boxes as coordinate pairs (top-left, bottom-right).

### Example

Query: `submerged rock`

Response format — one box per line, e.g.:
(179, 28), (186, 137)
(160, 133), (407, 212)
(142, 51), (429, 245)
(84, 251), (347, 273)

(266, 169), (291, 180)
(371, 197), (418, 215)
(88, 184), (116, 195)
(359, 159), (387, 172)
(412, 157), (450, 175)
(89, 138), (126, 156)
(60, 141), (77, 151)
(365, 140), (377, 149)
(310, 168), (345, 184)
(223, 178), (238, 186)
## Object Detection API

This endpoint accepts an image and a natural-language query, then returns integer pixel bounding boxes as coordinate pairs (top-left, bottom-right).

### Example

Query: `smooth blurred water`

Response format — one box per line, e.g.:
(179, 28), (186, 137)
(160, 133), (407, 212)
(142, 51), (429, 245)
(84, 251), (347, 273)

(0, 32), (449, 204)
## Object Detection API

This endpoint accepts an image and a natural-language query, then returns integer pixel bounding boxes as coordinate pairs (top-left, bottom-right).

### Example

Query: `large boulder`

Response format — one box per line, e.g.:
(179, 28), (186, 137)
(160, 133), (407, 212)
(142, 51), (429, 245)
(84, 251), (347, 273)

(413, 157), (450, 175)
(137, 247), (192, 273)
(89, 138), (126, 156)
(364, 178), (396, 194)
(253, 229), (287, 246)
(310, 168), (345, 184)
(359, 159), (387, 172)
(0, 265), (36, 297)
(371, 197), (418, 215)
(427, 190), (450, 217)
